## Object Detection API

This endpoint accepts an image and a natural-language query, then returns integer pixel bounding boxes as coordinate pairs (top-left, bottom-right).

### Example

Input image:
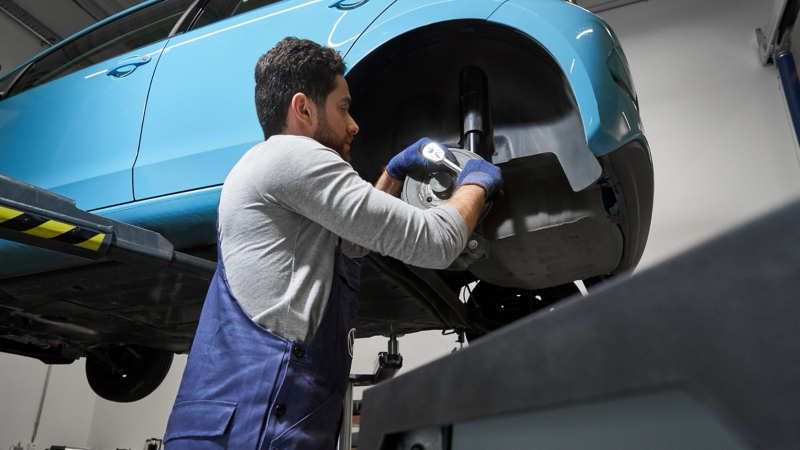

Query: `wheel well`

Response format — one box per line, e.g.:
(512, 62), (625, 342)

(346, 20), (586, 183)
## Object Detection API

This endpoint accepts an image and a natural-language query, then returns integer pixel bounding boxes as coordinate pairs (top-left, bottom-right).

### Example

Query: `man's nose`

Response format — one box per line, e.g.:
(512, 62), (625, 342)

(349, 119), (359, 136)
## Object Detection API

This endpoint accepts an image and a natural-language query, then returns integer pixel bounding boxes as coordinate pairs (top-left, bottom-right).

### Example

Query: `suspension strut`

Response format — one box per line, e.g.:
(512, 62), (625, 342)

(459, 65), (493, 160)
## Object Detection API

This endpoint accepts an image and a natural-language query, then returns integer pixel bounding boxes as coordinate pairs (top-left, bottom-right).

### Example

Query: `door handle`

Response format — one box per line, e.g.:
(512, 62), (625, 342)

(328, 0), (369, 10)
(107, 55), (152, 78)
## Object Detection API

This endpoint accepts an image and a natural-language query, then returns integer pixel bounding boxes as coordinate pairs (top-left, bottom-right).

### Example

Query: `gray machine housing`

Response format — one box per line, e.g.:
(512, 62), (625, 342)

(359, 199), (800, 450)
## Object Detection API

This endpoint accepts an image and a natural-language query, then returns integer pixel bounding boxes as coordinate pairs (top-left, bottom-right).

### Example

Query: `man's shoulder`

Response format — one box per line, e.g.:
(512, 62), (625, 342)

(225, 135), (348, 194)
(265, 135), (339, 157)
(231, 136), (334, 173)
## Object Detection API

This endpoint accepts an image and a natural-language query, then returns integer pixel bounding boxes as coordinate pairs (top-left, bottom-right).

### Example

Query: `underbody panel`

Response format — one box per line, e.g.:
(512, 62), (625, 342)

(0, 244), (456, 361)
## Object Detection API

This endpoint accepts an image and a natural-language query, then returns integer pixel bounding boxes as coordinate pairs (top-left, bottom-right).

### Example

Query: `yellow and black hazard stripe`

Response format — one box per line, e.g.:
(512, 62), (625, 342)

(0, 205), (109, 251)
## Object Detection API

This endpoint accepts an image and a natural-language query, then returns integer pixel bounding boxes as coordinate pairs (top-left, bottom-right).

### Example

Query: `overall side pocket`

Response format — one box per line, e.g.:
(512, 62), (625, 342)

(164, 400), (237, 448)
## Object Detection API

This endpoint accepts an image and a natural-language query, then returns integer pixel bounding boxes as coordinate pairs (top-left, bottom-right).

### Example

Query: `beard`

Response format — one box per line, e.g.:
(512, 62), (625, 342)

(313, 114), (349, 162)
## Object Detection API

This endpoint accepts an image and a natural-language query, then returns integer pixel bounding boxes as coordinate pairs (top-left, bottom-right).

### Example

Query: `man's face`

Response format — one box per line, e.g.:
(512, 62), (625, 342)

(312, 75), (359, 162)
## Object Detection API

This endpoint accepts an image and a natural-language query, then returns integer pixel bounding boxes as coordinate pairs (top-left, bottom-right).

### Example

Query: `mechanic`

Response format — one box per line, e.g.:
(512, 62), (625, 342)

(163, 37), (503, 448)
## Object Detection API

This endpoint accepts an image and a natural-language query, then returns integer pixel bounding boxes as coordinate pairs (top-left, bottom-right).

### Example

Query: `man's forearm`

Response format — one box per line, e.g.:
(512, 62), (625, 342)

(374, 168), (404, 196)
(445, 185), (486, 236)
(375, 168), (485, 235)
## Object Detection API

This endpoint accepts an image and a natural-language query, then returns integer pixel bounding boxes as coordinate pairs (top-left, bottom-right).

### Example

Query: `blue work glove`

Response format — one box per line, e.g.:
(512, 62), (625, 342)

(456, 159), (504, 199)
(386, 138), (452, 180)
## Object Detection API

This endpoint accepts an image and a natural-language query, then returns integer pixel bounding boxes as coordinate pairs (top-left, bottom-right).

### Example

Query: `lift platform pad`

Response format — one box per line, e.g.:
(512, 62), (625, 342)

(359, 199), (800, 450)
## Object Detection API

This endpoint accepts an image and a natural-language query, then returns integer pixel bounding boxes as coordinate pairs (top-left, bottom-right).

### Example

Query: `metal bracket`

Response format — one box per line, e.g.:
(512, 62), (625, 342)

(339, 334), (404, 450)
(757, 0), (800, 66)
(350, 334), (404, 387)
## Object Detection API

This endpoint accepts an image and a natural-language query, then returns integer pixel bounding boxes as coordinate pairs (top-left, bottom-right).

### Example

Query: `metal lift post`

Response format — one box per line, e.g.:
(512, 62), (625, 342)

(757, 0), (800, 145)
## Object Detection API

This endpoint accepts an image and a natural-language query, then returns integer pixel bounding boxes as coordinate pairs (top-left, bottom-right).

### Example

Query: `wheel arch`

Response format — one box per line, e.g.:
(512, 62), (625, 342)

(342, 0), (648, 191)
(344, 16), (603, 191)
(488, 0), (647, 158)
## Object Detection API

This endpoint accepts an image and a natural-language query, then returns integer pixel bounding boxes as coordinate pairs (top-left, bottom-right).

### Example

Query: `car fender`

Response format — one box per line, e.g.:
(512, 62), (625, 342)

(345, 0), (649, 188)
(489, 0), (646, 158)
(344, 0), (508, 65)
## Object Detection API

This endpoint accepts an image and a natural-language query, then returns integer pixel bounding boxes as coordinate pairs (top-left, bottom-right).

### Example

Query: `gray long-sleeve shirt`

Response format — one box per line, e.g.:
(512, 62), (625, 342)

(218, 135), (468, 343)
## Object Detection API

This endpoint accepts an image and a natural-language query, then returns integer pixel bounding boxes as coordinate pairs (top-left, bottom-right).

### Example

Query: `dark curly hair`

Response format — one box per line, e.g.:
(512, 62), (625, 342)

(255, 37), (346, 139)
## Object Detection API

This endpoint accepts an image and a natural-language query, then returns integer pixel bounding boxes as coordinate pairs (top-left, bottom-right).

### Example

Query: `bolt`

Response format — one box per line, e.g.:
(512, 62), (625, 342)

(468, 240), (478, 249)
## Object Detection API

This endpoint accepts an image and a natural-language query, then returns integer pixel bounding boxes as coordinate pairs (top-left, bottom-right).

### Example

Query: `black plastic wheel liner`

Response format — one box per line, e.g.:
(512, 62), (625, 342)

(345, 19), (651, 291)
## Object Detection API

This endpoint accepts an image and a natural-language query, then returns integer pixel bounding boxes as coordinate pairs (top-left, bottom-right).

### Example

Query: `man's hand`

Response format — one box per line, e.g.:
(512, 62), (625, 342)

(378, 149), (504, 236)
(385, 138), (453, 181)
(455, 159), (503, 199)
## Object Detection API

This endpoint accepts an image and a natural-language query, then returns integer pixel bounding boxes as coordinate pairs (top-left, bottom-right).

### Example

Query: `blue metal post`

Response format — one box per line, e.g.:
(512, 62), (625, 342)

(777, 51), (800, 143)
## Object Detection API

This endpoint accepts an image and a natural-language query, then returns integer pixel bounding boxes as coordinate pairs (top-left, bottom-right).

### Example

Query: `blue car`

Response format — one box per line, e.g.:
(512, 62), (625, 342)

(0, 0), (652, 401)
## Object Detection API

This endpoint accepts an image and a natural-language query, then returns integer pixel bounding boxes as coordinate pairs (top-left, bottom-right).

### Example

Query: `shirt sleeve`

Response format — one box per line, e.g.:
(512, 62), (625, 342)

(260, 138), (469, 269)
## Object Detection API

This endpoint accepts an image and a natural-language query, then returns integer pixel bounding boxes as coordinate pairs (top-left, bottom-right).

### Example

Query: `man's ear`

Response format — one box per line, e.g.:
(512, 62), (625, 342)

(290, 93), (315, 128)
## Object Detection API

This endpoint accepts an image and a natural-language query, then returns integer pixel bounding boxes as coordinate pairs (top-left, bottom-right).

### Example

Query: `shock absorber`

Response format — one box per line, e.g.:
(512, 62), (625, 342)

(459, 65), (493, 160)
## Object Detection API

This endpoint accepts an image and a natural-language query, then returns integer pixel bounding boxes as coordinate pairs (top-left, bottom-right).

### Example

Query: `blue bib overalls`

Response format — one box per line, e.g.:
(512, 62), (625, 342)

(164, 237), (360, 449)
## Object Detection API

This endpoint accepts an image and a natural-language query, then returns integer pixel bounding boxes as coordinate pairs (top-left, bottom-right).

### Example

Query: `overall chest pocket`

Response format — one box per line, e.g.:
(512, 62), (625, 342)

(164, 400), (237, 448)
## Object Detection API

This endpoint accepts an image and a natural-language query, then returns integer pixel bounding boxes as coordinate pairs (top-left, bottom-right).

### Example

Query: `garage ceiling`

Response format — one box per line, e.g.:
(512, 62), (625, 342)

(0, 0), (143, 46)
(577, 0), (647, 13)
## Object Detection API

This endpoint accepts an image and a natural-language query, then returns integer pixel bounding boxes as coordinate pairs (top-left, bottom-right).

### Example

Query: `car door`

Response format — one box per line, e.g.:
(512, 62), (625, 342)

(133, 0), (396, 200)
(0, 0), (194, 211)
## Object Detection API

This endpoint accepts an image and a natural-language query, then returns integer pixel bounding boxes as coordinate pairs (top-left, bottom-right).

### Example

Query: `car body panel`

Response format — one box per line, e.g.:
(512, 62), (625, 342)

(488, 0), (645, 157)
(132, 0), (397, 200)
(0, 40), (170, 211)
(342, 0), (507, 62)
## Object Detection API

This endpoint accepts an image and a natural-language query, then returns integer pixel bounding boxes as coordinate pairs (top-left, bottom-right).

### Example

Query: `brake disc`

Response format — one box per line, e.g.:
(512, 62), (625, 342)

(401, 148), (481, 210)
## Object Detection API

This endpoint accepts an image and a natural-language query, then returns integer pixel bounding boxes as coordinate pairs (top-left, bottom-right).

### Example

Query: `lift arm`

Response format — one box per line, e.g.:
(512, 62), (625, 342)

(0, 174), (216, 280)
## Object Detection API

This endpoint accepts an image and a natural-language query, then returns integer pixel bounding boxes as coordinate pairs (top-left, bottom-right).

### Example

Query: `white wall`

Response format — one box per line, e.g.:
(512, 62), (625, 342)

(0, 355), (96, 449)
(3, 0), (800, 448)
(602, 0), (800, 268)
(85, 356), (187, 450)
